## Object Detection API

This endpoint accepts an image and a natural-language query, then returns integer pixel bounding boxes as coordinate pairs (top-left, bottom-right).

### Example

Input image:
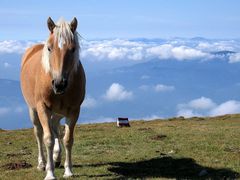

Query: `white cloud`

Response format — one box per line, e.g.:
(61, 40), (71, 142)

(229, 53), (240, 63)
(82, 39), (214, 61)
(0, 40), (37, 54)
(82, 96), (97, 108)
(197, 41), (236, 52)
(81, 39), (146, 61)
(154, 84), (175, 92)
(146, 44), (209, 60)
(171, 46), (208, 60)
(210, 100), (240, 116)
(104, 83), (133, 101)
(127, 47), (143, 60)
(177, 97), (240, 118)
(177, 97), (213, 117)
(178, 97), (216, 112)
(108, 47), (128, 60)
(177, 109), (202, 118)
(146, 44), (173, 59)
(188, 97), (216, 110)
(2, 38), (240, 63)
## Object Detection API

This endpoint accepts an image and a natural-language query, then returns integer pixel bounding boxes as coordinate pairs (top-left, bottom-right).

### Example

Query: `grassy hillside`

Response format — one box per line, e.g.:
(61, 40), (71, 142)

(0, 115), (240, 179)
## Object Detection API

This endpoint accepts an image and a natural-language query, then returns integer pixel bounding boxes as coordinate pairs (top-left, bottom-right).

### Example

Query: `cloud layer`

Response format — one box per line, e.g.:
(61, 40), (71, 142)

(177, 97), (240, 118)
(81, 38), (240, 62)
(0, 40), (41, 54)
(1, 38), (240, 63)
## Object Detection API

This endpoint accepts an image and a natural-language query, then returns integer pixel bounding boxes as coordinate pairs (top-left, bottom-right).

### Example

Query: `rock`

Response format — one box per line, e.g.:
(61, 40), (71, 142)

(168, 150), (175, 154)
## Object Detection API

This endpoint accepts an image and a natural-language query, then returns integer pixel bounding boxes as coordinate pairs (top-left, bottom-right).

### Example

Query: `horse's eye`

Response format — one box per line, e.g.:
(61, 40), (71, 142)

(48, 47), (52, 52)
(71, 47), (75, 53)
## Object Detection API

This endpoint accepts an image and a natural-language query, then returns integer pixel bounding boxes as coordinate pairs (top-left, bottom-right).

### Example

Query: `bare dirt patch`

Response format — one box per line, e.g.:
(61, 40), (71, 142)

(2, 160), (32, 170)
(224, 147), (240, 153)
(150, 134), (167, 140)
(137, 127), (152, 131)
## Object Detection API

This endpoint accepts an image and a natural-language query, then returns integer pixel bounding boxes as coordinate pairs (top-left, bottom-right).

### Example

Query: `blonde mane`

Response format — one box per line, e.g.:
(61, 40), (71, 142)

(42, 18), (80, 73)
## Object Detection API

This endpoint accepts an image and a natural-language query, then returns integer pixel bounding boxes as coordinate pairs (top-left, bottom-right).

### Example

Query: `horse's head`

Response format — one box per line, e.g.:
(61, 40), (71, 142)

(42, 17), (80, 95)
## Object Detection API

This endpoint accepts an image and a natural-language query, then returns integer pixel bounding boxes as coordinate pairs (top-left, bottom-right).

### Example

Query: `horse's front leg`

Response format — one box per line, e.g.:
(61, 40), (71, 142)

(63, 111), (79, 178)
(52, 114), (63, 168)
(37, 103), (56, 180)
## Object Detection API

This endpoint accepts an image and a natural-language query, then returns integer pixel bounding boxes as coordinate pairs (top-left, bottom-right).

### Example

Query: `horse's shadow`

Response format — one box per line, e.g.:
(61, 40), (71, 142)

(74, 156), (239, 179)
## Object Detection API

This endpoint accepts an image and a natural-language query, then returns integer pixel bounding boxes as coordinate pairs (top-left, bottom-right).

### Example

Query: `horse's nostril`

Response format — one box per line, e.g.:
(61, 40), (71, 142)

(52, 77), (68, 94)
(62, 78), (68, 86)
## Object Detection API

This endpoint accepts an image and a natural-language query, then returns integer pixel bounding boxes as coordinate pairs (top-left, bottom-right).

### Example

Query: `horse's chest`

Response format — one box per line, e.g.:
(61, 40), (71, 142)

(49, 96), (76, 117)
(41, 81), (84, 117)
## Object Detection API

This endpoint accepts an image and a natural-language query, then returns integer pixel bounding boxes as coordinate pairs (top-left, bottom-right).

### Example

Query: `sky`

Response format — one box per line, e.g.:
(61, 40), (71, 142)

(0, 0), (240, 40)
(1, 1), (240, 129)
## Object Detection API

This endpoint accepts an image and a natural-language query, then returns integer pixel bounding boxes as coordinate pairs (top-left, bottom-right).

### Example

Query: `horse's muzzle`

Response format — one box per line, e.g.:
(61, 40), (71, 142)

(52, 78), (68, 95)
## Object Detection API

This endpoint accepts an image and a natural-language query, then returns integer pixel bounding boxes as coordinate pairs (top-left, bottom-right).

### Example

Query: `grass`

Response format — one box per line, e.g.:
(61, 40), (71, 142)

(0, 114), (240, 179)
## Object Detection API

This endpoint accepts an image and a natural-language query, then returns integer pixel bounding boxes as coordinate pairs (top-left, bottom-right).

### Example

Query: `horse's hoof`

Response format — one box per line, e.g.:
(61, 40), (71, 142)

(44, 175), (56, 180)
(63, 172), (73, 178)
(54, 161), (61, 168)
(44, 173), (56, 180)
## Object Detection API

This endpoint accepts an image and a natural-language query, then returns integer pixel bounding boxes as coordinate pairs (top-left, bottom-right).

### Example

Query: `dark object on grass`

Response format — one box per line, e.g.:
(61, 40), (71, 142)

(117, 117), (130, 127)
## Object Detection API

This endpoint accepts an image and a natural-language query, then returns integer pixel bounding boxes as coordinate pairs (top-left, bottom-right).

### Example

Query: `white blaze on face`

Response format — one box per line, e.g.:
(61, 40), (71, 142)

(58, 35), (65, 49)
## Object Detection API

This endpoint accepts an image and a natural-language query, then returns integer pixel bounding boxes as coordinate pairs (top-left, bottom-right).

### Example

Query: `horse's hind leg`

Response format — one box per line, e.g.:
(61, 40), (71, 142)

(52, 114), (63, 168)
(29, 108), (46, 171)
(63, 111), (79, 178)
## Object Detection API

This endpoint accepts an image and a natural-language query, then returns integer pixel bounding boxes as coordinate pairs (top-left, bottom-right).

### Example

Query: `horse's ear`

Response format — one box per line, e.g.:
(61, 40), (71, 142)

(47, 17), (56, 33)
(70, 17), (78, 32)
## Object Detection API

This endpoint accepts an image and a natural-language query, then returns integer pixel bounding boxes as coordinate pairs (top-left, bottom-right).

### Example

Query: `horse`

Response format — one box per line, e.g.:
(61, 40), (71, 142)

(20, 17), (86, 180)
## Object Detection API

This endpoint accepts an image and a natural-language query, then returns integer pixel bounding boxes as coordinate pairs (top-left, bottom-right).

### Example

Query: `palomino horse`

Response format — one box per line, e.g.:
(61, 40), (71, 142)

(20, 17), (85, 180)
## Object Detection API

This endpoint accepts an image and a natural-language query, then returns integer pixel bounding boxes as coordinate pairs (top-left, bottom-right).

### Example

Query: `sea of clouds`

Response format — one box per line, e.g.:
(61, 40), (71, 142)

(1, 38), (240, 62)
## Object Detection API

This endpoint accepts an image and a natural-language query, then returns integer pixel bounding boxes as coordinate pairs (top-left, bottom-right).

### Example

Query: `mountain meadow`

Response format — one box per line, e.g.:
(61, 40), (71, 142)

(0, 115), (239, 179)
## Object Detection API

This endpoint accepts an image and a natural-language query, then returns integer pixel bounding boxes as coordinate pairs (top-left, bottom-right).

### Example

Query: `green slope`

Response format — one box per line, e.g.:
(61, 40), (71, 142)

(0, 115), (239, 179)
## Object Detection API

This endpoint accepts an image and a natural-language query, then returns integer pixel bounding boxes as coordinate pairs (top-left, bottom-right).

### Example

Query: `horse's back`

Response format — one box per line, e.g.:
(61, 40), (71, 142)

(21, 44), (44, 68)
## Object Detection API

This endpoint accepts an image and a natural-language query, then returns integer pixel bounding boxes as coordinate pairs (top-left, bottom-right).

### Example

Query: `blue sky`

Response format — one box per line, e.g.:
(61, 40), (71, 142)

(0, 0), (240, 40)
(1, 1), (240, 129)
